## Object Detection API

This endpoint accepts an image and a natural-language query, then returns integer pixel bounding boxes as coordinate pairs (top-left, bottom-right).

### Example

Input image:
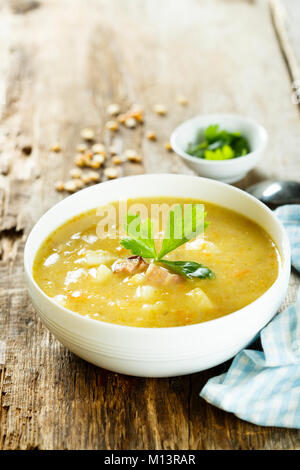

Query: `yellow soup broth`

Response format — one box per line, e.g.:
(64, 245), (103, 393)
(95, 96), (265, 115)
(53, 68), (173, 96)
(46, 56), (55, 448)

(33, 198), (279, 327)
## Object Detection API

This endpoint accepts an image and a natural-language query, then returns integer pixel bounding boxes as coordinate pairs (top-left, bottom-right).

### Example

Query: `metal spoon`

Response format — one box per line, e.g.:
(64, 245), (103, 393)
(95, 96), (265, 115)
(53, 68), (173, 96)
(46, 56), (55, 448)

(246, 181), (300, 206)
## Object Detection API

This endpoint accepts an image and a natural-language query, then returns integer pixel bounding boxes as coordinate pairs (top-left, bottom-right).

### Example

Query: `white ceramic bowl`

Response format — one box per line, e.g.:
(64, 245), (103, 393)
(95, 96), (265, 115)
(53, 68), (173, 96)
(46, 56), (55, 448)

(170, 114), (268, 183)
(24, 174), (290, 377)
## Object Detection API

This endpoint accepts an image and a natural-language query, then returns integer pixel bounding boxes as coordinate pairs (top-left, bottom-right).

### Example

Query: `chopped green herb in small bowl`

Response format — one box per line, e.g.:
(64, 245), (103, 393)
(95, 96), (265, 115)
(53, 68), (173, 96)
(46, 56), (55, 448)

(170, 114), (268, 183)
(187, 124), (250, 160)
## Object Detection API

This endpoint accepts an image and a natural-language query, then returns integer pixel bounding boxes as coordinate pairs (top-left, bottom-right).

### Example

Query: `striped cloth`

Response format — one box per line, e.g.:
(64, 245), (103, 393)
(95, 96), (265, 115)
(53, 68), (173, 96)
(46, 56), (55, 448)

(200, 205), (300, 428)
(275, 205), (300, 272)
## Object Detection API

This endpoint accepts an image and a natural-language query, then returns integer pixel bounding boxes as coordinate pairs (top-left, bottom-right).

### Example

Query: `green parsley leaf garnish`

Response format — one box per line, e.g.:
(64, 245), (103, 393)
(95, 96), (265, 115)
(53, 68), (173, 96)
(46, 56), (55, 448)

(187, 124), (250, 160)
(120, 213), (157, 259)
(159, 260), (215, 280)
(119, 205), (214, 281)
(157, 204), (208, 260)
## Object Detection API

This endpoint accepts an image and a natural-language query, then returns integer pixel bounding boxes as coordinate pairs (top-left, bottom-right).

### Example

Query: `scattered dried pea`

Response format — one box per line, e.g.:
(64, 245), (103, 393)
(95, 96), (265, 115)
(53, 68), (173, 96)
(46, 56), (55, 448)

(111, 155), (122, 165)
(74, 154), (86, 167)
(124, 149), (142, 163)
(90, 154), (105, 168)
(105, 120), (119, 132)
(117, 114), (127, 124)
(176, 95), (188, 105)
(153, 104), (167, 115)
(55, 181), (65, 192)
(81, 174), (92, 184)
(124, 117), (137, 129)
(129, 106), (144, 123)
(92, 143), (105, 154)
(108, 146), (118, 155)
(64, 180), (78, 193)
(86, 171), (100, 182)
(77, 143), (88, 153)
(80, 128), (95, 141)
(146, 131), (157, 141)
(164, 141), (173, 152)
(51, 144), (61, 153)
(83, 152), (93, 165)
(73, 178), (84, 190)
(81, 172), (99, 184)
(107, 103), (121, 116)
(70, 168), (83, 179)
(104, 167), (118, 179)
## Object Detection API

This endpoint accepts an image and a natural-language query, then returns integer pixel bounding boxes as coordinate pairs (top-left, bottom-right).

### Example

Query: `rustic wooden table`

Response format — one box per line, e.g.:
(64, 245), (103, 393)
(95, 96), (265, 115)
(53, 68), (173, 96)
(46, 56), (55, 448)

(0, 0), (300, 450)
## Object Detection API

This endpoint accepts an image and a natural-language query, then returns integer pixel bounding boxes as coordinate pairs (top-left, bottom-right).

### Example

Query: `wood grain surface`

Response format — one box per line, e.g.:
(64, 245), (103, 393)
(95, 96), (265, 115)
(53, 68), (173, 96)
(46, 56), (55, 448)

(0, 0), (300, 450)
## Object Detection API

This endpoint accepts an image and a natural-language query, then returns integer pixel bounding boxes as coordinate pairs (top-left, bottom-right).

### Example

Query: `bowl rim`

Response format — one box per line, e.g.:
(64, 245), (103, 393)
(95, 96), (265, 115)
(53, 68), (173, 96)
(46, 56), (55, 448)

(24, 173), (290, 333)
(170, 113), (268, 166)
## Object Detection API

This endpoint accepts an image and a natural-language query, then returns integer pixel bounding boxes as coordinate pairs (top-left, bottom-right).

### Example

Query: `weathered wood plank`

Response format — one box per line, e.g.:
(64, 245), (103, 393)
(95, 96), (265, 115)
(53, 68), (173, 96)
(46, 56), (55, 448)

(0, 0), (299, 450)
(276, 0), (300, 82)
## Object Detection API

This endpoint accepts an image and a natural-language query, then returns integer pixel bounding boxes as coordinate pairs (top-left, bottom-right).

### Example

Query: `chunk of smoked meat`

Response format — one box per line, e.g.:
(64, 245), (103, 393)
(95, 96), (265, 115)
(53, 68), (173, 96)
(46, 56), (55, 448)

(144, 263), (183, 286)
(112, 256), (149, 274)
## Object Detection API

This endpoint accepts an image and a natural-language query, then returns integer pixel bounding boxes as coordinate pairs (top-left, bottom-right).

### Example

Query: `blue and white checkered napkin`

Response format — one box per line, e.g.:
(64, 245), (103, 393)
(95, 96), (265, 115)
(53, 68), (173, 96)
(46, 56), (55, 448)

(200, 205), (300, 428)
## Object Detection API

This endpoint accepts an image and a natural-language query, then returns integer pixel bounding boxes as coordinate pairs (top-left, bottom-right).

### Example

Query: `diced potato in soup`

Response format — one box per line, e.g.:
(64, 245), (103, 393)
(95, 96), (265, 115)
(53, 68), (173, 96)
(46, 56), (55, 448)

(78, 249), (116, 266)
(184, 238), (221, 254)
(94, 264), (112, 283)
(186, 288), (213, 312)
(33, 197), (279, 327)
(135, 285), (159, 301)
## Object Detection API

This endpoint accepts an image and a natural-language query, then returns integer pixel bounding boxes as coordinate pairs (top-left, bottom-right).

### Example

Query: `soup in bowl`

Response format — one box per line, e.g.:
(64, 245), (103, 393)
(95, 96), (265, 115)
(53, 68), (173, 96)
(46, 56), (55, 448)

(24, 174), (290, 377)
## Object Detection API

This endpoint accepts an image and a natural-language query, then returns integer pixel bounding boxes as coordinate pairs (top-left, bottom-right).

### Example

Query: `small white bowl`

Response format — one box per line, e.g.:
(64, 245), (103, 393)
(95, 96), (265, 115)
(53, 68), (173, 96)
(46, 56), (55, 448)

(171, 114), (268, 183)
(24, 174), (290, 377)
